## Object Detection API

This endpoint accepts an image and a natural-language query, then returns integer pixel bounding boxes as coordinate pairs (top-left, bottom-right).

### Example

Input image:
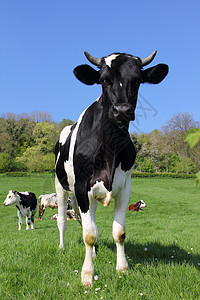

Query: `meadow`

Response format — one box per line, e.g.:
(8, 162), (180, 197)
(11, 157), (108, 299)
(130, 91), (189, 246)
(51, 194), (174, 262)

(0, 174), (200, 299)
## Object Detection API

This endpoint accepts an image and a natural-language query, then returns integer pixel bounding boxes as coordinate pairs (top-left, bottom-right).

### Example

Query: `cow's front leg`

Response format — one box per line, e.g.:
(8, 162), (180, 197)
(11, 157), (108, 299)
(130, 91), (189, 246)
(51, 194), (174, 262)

(17, 210), (23, 230)
(81, 199), (98, 288)
(55, 176), (68, 249)
(113, 177), (131, 272)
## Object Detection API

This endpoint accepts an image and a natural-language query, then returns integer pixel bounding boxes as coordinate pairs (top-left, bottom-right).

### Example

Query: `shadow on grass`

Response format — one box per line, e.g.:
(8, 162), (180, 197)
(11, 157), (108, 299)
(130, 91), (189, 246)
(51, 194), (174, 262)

(102, 240), (200, 271)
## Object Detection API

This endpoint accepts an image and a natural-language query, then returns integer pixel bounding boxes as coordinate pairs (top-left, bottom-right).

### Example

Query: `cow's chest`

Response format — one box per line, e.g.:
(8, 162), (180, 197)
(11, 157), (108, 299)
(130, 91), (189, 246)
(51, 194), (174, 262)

(88, 164), (132, 206)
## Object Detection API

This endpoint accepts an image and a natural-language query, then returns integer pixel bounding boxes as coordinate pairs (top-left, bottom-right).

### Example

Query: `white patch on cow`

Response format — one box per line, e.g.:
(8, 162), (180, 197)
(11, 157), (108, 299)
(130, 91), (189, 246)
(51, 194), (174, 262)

(140, 200), (147, 208)
(88, 181), (112, 207)
(64, 108), (87, 192)
(105, 54), (120, 68)
(21, 191), (29, 196)
(59, 125), (72, 146)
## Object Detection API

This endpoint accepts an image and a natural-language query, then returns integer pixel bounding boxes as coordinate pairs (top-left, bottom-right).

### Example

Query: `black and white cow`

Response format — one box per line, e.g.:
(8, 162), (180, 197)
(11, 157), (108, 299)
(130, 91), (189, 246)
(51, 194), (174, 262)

(3, 190), (37, 230)
(55, 50), (168, 287)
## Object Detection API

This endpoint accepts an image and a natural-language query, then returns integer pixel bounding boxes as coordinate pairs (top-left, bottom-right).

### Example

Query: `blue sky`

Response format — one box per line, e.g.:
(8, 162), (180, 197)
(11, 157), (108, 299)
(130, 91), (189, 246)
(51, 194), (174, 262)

(0, 0), (199, 133)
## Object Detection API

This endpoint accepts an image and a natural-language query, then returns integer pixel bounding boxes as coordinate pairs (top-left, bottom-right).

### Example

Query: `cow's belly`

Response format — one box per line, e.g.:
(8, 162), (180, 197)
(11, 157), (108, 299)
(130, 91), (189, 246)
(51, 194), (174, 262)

(19, 207), (30, 217)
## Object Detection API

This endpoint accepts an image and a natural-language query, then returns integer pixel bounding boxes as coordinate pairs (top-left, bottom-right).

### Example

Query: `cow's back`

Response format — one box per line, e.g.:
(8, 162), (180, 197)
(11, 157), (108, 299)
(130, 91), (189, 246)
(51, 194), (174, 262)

(18, 192), (37, 211)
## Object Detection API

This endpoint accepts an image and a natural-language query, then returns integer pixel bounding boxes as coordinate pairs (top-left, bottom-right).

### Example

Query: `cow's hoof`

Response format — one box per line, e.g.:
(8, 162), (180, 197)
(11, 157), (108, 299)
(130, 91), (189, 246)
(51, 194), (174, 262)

(116, 262), (129, 272)
(82, 276), (93, 289)
(81, 270), (93, 289)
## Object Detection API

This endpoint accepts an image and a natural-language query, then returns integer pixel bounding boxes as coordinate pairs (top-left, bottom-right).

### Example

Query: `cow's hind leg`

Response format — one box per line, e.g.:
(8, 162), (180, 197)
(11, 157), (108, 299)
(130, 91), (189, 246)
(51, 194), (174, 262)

(17, 210), (23, 230)
(113, 177), (131, 272)
(81, 199), (98, 288)
(31, 210), (36, 229)
(55, 175), (68, 249)
(26, 211), (32, 230)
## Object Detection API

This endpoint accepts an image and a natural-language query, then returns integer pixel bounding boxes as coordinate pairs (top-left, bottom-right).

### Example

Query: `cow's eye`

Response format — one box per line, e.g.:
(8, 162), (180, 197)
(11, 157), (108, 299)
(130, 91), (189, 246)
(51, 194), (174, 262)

(101, 78), (111, 86)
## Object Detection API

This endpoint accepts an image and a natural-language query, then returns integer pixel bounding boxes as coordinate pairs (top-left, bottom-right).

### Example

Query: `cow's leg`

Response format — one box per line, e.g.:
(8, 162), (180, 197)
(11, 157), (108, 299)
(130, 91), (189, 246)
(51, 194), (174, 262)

(17, 210), (23, 230)
(26, 211), (32, 230)
(55, 175), (68, 249)
(81, 198), (98, 288)
(31, 210), (36, 229)
(113, 176), (131, 272)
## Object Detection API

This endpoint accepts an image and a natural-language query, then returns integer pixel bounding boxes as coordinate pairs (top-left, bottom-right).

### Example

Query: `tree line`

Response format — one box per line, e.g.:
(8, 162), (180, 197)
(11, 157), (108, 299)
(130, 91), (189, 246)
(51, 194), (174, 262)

(0, 111), (199, 174)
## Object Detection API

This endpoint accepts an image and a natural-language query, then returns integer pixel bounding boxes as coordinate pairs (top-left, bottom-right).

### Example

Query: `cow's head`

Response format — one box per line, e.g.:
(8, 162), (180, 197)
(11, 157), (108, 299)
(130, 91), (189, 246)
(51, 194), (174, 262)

(3, 190), (18, 206)
(73, 51), (168, 127)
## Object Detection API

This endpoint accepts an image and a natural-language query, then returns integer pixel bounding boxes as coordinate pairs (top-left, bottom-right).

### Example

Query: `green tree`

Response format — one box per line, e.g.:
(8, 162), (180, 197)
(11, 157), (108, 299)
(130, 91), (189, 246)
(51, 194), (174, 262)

(0, 153), (13, 172)
(33, 122), (59, 154)
(59, 119), (75, 131)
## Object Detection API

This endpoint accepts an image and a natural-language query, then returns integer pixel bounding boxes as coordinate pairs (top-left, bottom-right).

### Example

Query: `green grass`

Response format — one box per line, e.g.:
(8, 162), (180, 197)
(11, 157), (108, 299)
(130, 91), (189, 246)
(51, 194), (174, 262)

(0, 174), (200, 299)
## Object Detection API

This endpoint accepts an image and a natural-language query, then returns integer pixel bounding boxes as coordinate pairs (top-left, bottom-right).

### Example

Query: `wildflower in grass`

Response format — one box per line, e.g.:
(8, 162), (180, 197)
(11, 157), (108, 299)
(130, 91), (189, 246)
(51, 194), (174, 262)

(144, 247), (148, 251)
(84, 291), (87, 294)
(74, 270), (78, 274)
(138, 292), (143, 296)
(198, 263), (200, 266)
(105, 284), (108, 287)
(67, 282), (69, 287)
(191, 248), (193, 251)
(109, 261), (111, 264)
(94, 275), (98, 281)
(95, 288), (101, 291)
(171, 256), (174, 259)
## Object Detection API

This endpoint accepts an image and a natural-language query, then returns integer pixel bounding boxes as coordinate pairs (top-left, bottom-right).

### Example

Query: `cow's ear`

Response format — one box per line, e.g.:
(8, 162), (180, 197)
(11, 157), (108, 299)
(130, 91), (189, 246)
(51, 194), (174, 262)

(141, 64), (169, 84)
(73, 64), (100, 85)
(14, 191), (17, 196)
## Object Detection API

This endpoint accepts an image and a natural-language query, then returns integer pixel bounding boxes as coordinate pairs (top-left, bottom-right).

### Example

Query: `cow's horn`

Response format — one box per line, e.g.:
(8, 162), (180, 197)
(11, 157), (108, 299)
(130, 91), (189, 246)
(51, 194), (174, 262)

(141, 50), (157, 67)
(84, 51), (101, 66)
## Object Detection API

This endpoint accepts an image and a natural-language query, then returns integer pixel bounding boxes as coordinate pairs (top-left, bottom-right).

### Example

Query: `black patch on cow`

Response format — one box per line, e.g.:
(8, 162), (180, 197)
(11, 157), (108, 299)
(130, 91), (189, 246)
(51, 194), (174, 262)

(17, 192), (37, 211)
(55, 123), (77, 191)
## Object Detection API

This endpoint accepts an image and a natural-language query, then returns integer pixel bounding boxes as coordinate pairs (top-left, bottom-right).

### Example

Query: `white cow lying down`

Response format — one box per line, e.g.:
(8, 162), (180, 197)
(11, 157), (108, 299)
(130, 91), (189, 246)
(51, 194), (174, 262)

(3, 190), (37, 230)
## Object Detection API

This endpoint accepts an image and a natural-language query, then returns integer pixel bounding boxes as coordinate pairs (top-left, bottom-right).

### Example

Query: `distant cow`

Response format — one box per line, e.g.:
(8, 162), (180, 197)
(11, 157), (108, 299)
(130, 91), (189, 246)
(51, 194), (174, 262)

(51, 197), (82, 223)
(3, 190), (37, 230)
(127, 200), (147, 211)
(55, 50), (168, 287)
(38, 193), (58, 220)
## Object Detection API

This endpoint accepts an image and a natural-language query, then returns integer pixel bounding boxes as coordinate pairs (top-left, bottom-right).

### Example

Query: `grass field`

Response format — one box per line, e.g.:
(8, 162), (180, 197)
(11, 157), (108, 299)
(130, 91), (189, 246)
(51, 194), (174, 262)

(0, 174), (200, 299)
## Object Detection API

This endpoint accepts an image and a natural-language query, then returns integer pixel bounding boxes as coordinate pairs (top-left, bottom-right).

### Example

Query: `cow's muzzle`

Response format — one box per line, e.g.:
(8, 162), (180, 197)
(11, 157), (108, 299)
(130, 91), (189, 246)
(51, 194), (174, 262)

(111, 103), (135, 124)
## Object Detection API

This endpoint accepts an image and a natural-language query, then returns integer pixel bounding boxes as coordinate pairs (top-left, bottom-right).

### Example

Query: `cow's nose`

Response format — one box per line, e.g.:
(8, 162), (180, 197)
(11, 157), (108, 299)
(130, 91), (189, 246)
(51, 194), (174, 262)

(112, 104), (134, 121)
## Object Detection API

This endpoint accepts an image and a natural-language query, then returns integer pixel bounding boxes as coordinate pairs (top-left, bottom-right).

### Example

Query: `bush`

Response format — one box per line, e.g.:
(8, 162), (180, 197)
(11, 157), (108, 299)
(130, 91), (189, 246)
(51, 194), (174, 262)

(4, 172), (29, 177)
(132, 172), (195, 179)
